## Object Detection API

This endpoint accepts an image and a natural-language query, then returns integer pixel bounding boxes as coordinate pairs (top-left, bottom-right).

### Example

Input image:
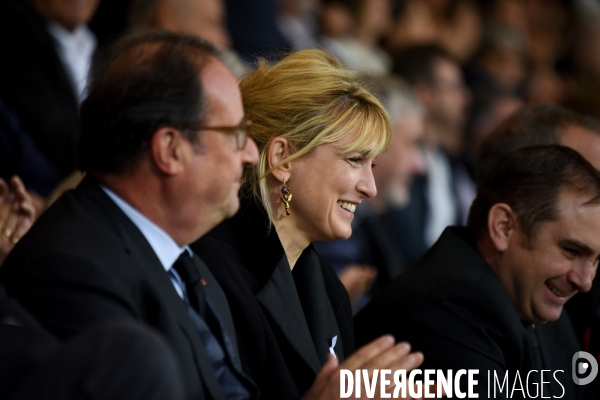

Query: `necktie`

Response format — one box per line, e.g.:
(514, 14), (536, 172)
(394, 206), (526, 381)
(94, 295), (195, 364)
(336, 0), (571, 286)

(171, 252), (207, 319)
(171, 253), (257, 399)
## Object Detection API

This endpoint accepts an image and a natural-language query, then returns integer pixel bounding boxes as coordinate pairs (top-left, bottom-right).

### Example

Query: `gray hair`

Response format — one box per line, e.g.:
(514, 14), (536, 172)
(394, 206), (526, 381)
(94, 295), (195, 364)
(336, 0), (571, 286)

(361, 74), (424, 126)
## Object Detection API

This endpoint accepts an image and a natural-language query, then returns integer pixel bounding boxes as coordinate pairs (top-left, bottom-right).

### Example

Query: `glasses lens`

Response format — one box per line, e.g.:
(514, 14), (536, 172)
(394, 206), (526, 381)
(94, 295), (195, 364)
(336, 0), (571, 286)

(237, 129), (248, 150)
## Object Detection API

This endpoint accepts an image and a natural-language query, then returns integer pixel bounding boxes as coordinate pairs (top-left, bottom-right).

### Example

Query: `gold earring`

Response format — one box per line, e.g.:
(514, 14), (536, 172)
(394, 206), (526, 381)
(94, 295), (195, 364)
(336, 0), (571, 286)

(281, 180), (292, 216)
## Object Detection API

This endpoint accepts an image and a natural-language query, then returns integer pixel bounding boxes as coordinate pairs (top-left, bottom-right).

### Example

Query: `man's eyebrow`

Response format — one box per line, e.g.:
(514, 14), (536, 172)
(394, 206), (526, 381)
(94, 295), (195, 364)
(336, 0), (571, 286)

(558, 239), (595, 256)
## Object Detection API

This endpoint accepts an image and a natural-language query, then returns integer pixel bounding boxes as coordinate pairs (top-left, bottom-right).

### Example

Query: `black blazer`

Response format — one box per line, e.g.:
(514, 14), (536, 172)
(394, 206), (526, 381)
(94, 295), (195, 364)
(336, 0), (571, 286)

(355, 227), (585, 399)
(0, 176), (225, 400)
(191, 199), (354, 399)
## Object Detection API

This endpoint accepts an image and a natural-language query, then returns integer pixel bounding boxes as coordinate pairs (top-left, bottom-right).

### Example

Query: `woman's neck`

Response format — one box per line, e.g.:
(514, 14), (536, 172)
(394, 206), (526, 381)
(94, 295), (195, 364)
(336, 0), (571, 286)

(272, 216), (311, 270)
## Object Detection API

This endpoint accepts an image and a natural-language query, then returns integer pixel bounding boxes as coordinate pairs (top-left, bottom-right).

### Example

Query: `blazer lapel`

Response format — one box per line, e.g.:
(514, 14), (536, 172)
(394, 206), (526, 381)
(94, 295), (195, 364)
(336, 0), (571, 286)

(77, 177), (225, 400)
(292, 247), (343, 364)
(256, 255), (322, 374)
(194, 255), (241, 368)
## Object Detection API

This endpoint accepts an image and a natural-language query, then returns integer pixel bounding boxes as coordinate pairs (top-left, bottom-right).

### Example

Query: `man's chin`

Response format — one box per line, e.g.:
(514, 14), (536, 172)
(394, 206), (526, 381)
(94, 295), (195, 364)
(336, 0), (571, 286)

(224, 199), (241, 219)
(532, 308), (563, 325)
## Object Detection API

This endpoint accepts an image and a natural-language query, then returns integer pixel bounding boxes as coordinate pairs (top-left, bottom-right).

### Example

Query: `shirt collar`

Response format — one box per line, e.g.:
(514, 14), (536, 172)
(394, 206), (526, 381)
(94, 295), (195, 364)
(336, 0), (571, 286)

(100, 185), (190, 272)
(46, 22), (94, 48)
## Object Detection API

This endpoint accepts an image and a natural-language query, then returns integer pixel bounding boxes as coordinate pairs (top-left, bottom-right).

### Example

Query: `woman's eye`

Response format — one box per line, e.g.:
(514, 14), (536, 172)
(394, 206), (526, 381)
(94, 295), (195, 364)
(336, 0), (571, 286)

(348, 157), (362, 163)
(371, 162), (377, 169)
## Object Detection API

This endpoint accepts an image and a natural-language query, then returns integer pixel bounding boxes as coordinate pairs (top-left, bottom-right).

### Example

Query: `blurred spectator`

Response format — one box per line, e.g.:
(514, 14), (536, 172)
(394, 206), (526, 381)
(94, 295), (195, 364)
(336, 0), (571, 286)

(320, 0), (393, 75)
(465, 26), (528, 97)
(381, 45), (473, 266)
(134, 0), (293, 65)
(438, 0), (482, 63)
(477, 0), (570, 104)
(224, 0), (290, 63)
(481, 0), (528, 33)
(277, 0), (320, 50)
(128, 0), (249, 78)
(385, 0), (482, 64)
(384, 0), (439, 54)
(368, 76), (426, 210)
(316, 74), (425, 310)
(319, 0), (354, 39)
(129, 0), (231, 48)
(564, 19), (600, 119)
(0, 0), (99, 183)
(464, 90), (523, 170)
(476, 104), (600, 184)
(0, 96), (60, 199)
(31, 0), (99, 103)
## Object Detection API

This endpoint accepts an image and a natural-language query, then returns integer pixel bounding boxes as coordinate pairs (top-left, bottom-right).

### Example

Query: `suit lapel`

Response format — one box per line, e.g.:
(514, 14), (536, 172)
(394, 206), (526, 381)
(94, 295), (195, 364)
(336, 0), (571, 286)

(76, 177), (225, 400)
(194, 256), (242, 368)
(292, 247), (343, 364)
(256, 254), (322, 374)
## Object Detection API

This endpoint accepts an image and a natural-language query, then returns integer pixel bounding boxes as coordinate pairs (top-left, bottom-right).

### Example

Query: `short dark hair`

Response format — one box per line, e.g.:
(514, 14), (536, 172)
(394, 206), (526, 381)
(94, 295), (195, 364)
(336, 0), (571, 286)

(392, 44), (455, 87)
(468, 145), (600, 243)
(78, 29), (218, 174)
(476, 104), (600, 184)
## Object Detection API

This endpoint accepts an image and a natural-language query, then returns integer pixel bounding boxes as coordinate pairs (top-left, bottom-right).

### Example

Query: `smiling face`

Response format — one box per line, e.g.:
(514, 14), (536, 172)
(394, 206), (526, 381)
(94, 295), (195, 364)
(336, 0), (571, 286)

(497, 190), (600, 324)
(284, 135), (377, 243)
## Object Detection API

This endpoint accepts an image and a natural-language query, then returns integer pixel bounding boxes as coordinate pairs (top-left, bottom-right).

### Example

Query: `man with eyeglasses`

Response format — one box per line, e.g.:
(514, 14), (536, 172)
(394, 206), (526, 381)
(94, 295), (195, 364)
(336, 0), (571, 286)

(0, 30), (259, 400)
(0, 29), (428, 400)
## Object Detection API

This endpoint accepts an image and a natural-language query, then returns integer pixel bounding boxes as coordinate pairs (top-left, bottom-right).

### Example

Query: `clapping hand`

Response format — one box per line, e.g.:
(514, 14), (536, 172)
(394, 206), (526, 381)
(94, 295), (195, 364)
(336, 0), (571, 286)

(304, 335), (439, 400)
(0, 176), (36, 265)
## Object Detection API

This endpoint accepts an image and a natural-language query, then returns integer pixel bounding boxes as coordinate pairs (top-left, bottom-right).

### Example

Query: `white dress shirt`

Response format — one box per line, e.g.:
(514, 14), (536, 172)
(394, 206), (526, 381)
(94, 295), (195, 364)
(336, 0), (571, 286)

(47, 22), (96, 103)
(100, 185), (190, 298)
(423, 148), (458, 247)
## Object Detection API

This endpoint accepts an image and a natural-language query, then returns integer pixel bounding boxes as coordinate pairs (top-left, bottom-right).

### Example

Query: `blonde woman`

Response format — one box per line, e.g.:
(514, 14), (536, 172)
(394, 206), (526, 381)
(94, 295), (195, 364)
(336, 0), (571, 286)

(192, 49), (424, 399)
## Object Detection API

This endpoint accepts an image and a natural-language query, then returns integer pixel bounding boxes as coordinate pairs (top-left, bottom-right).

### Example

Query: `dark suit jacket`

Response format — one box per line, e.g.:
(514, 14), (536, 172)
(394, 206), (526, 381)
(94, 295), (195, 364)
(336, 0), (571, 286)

(385, 153), (474, 266)
(0, 176), (225, 400)
(191, 199), (354, 400)
(0, 0), (80, 178)
(355, 227), (585, 399)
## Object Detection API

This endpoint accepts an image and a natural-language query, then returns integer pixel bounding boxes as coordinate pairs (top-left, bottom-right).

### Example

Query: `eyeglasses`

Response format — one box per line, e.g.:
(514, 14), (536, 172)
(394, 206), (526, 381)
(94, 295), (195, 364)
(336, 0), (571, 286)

(175, 119), (252, 150)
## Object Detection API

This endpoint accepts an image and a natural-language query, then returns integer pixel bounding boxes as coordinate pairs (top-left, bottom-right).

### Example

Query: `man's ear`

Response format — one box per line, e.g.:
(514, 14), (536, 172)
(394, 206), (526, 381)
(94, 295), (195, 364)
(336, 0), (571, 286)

(150, 127), (188, 176)
(266, 137), (292, 183)
(487, 203), (516, 252)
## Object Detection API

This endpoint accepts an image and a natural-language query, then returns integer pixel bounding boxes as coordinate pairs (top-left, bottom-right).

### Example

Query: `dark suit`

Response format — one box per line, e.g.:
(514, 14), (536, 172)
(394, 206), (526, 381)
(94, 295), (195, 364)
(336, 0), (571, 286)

(0, 0), (80, 179)
(386, 153), (475, 266)
(191, 199), (354, 400)
(0, 176), (225, 400)
(355, 227), (585, 399)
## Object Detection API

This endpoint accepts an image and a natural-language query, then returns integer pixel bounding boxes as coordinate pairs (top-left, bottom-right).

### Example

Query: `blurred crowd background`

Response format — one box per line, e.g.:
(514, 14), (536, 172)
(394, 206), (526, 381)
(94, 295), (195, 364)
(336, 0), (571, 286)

(3, 0), (600, 309)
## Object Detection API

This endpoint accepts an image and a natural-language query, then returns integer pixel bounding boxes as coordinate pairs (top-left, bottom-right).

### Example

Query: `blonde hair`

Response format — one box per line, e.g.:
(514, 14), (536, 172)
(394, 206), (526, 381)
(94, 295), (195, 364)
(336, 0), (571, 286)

(240, 49), (392, 222)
